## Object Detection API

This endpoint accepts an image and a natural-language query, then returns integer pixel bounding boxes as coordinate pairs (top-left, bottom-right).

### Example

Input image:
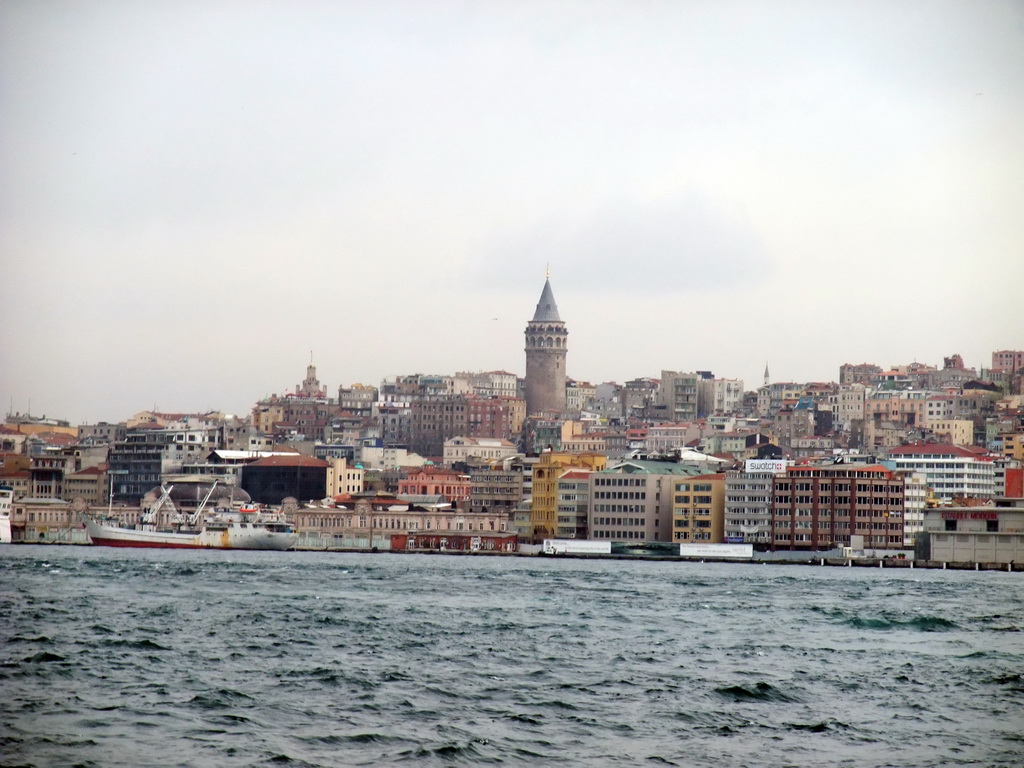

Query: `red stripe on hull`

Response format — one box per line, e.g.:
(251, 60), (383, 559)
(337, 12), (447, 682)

(89, 536), (210, 549)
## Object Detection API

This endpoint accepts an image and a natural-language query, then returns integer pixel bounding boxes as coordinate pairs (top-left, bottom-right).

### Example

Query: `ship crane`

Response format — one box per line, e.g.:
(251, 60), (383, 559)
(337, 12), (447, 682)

(141, 485), (175, 527)
(188, 481), (219, 528)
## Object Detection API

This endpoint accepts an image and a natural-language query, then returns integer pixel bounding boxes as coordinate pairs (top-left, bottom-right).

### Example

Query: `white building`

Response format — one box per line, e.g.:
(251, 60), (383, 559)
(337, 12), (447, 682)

(698, 378), (744, 417)
(902, 472), (928, 546)
(357, 445), (427, 470)
(885, 444), (996, 501)
(724, 464), (783, 546)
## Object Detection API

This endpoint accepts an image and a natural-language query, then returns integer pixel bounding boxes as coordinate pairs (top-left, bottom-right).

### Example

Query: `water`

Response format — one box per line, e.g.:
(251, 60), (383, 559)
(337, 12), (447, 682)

(2, 547), (1023, 768)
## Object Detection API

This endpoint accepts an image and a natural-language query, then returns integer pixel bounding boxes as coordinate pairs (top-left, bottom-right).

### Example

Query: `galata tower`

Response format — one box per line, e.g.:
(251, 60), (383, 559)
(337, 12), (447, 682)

(524, 276), (567, 416)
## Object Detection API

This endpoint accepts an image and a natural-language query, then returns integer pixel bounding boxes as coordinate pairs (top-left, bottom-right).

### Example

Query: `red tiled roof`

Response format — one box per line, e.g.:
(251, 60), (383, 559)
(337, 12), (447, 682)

(886, 443), (990, 459)
(560, 470), (592, 480)
(72, 465), (107, 475)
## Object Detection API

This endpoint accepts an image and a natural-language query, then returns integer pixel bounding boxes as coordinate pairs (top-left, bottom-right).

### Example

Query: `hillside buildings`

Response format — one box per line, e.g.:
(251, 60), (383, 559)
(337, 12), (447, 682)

(5, 270), (1021, 561)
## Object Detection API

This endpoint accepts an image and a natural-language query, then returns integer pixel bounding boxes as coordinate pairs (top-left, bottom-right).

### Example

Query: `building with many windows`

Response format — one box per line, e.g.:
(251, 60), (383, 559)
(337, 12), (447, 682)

(469, 456), (533, 516)
(590, 460), (702, 542)
(884, 443), (996, 501)
(724, 464), (786, 547)
(658, 371), (700, 423)
(528, 452), (606, 543)
(397, 467), (471, 505)
(771, 464), (906, 551)
(673, 473), (725, 543)
(556, 470), (595, 539)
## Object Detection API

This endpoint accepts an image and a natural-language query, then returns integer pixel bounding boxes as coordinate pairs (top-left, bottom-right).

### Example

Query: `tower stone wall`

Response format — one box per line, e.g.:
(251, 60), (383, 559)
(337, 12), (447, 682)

(524, 279), (567, 416)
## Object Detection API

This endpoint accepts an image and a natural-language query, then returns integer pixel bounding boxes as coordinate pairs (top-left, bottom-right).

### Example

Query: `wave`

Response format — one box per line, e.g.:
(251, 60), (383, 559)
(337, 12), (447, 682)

(785, 719), (851, 732)
(7, 635), (51, 644)
(100, 638), (170, 651)
(844, 615), (958, 632)
(23, 652), (65, 663)
(714, 682), (801, 703)
(188, 689), (256, 709)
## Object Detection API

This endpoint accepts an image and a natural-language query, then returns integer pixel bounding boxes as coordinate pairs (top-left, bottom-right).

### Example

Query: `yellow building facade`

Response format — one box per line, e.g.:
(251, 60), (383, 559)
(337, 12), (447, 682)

(529, 452), (606, 542)
(928, 420), (974, 446)
(672, 473), (725, 543)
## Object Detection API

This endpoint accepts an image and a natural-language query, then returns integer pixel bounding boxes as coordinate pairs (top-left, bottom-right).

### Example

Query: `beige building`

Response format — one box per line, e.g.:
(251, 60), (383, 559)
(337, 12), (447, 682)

(658, 371), (700, 422)
(590, 460), (704, 542)
(65, 465), (108, 507)
(470, 456), (531, 516)
(443, 437), (519, 465)
(997, 433), (1024, 461)
(698, 378), (744, 417)
(672, 473), (726, 543)
(562, 433), (607, 454)
(565, 380), (597, 414)
(829, 383), (867, 432)
(920, 497), (1024, 563)
(326, 458), (364, 497)
(927, 420), (974, 446)
(294, 492), (514, 551)
(10, 497), (82, 542)
(356, 445), (426, 470)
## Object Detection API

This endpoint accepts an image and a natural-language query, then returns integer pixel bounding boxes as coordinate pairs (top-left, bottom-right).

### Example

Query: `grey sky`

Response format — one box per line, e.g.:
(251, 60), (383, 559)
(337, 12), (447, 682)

(2, 1), (1022, 424)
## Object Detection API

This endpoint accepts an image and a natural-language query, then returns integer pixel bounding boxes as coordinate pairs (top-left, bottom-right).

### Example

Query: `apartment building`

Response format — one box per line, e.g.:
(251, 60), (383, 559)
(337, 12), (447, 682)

(771, 464), (906, 551)
(672, 473), (725, 543)
(884, 443), (996, 501)
(590, 460), (702, 542)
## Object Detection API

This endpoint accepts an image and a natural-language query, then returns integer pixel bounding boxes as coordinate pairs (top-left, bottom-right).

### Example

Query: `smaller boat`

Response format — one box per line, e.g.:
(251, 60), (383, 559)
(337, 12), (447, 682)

(86, 484), (296, 551)
(0, 484), (13, 544)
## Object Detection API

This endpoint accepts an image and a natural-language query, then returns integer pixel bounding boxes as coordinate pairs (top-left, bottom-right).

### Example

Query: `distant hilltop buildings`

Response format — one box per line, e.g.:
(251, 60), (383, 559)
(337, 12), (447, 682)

(1, 279), (1022, 556)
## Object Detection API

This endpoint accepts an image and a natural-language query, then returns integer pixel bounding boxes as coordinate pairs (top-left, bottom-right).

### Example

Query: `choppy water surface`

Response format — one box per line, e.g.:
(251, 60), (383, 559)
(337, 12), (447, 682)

(2, 547), (1023, 768)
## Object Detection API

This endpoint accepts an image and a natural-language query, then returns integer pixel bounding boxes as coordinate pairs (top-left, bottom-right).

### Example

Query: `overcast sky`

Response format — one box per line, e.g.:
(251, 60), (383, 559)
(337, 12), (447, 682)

(2, 1), (1022, 424)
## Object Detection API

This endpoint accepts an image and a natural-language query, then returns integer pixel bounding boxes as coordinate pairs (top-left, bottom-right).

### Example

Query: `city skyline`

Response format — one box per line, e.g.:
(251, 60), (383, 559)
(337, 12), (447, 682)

(2, 2), (1022, 424)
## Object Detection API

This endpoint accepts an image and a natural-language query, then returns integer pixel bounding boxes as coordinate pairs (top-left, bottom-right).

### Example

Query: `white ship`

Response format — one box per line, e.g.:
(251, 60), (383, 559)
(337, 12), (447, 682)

(86, 484), (296, 551)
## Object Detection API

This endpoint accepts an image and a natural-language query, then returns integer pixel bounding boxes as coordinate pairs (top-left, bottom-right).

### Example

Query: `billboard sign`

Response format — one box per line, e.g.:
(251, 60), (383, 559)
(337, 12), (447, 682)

(745, 459), (788, 474)
(679, 543), (754, 559)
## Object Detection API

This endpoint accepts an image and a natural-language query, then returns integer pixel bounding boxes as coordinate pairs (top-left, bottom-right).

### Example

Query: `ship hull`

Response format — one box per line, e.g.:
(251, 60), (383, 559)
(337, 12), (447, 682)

(86, 519), (295, 551)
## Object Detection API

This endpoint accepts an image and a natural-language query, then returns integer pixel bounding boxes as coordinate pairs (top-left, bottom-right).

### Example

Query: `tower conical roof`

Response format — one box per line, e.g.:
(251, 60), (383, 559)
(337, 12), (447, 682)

(531, 279), (562, 322)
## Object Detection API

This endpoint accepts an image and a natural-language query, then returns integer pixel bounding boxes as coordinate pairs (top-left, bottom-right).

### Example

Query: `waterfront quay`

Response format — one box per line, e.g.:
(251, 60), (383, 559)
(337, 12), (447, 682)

(5, 532), (1022, 573)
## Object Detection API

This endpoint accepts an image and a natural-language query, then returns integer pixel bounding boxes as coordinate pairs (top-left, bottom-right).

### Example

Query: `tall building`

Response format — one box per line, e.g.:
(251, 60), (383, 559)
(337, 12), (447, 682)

(524, 278), (567, 416)
(771, 463), (906, 551)
(591, 459), (703, 542)
(657, 371), (700, 422)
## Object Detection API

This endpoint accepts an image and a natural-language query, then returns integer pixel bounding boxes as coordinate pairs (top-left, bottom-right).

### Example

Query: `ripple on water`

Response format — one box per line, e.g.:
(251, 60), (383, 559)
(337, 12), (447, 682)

(2, 548), (1023, 768)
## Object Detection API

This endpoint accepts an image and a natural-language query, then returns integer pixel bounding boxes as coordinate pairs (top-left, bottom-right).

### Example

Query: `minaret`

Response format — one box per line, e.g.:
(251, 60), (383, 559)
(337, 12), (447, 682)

(524, 274), (568, 416)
